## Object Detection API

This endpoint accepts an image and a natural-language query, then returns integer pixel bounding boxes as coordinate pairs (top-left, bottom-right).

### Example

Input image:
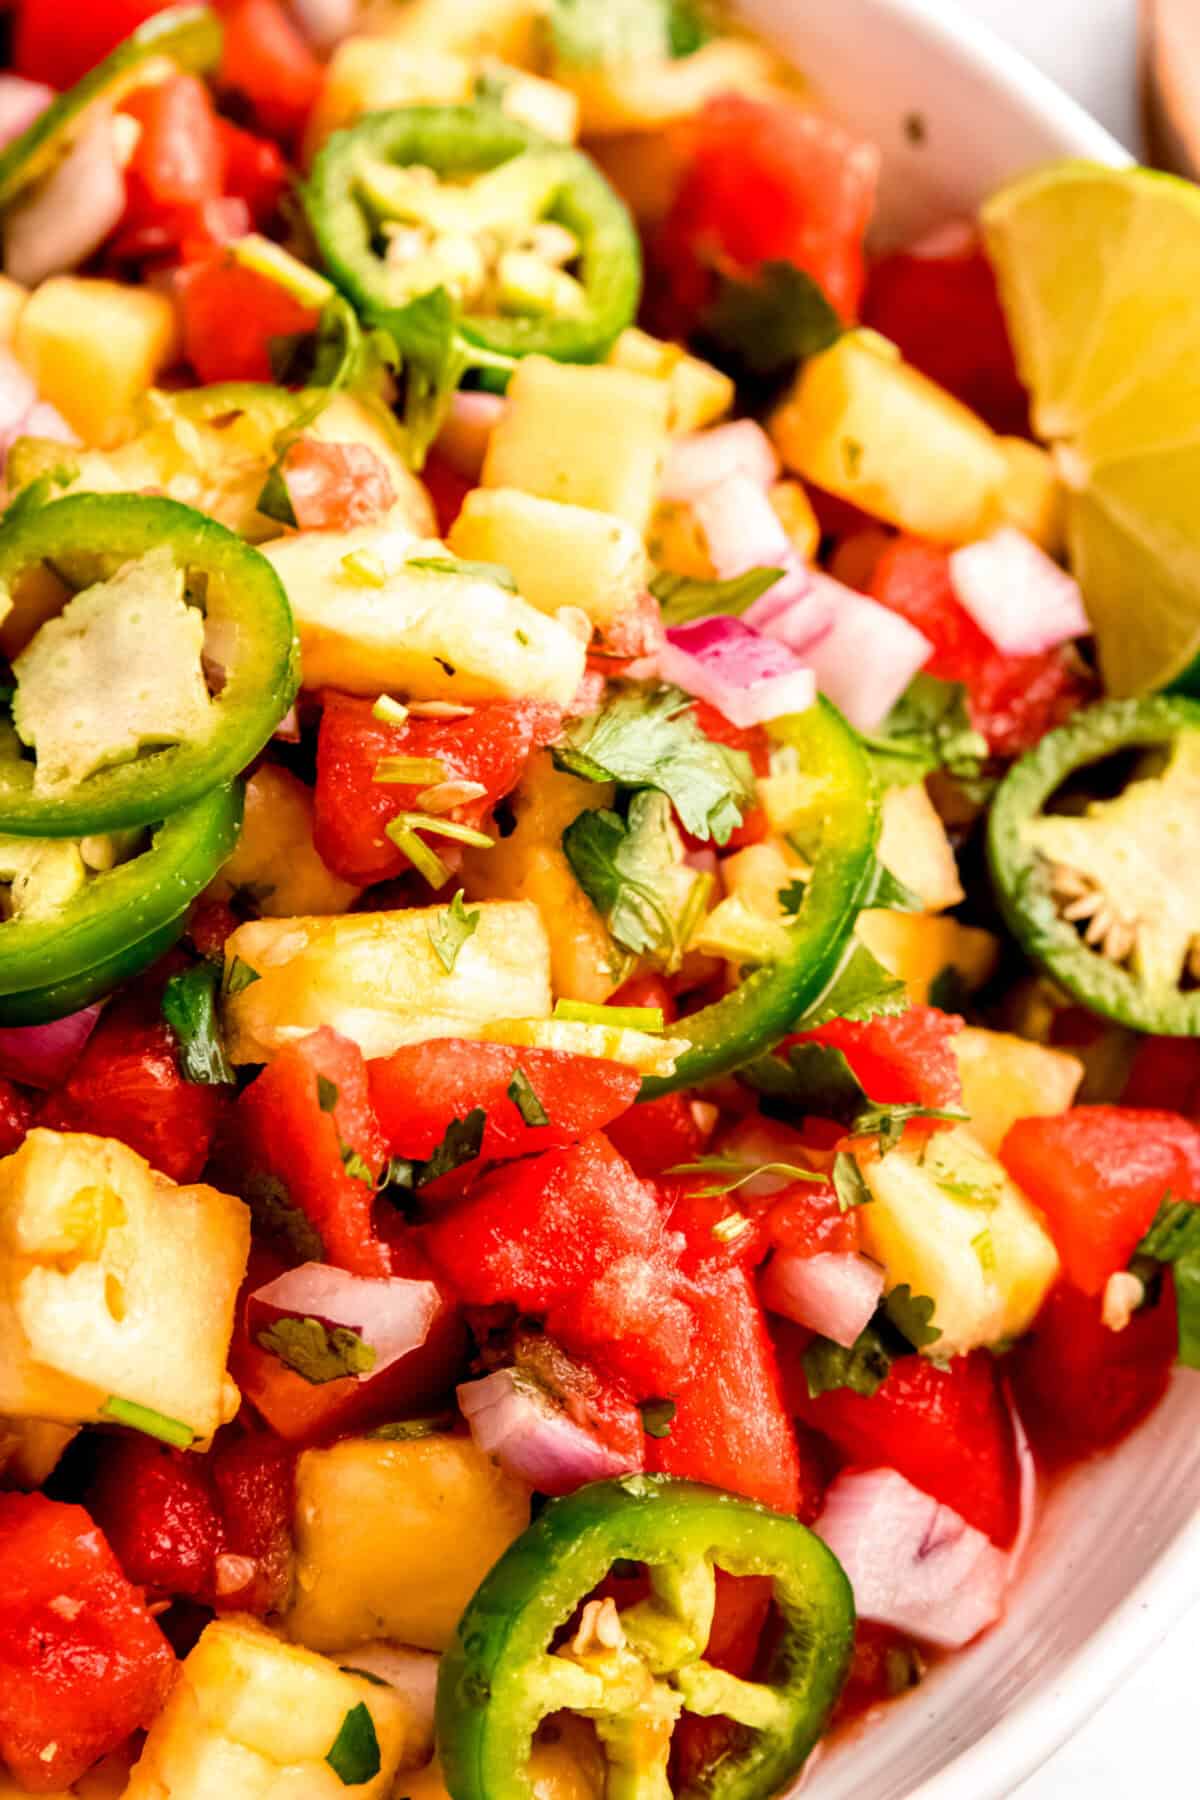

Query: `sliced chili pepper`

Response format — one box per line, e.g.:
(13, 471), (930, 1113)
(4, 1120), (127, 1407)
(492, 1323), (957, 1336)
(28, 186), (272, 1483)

(0, 494), (297, 835)
(988, 696), (1200, 1034)
(305, 104), (641, 369)
(0, 783), (241, 1026)
(641, 699), (880, 1097)
(436, 1475), (854, 1800)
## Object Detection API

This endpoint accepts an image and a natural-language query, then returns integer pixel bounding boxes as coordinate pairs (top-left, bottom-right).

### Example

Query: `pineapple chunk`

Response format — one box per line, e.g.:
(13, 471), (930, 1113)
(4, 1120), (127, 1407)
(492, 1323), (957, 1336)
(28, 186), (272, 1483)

(449, 487), (647, 633)
(124, 1618), (421, 1800)
(407, 1724), (605, 1800)
(483, 357), (670, 534)
(553, 37), (786, 135)
(207, 765), (361, 919)
(857, 910), (1000, 1005)
(954, 1027), (1084, 1155)
(0, 275), (27, 343)
(223, 902), (553, 1062)
(261, 525), (586, 704)
(0, 1130), (248, 1438)
(15, 278), (178, 449)
(993, 435), (1067, 555)
(0, 1416), (77, 1488)
(305, 41), (475, 158)
(858, 1126), (1060, 1356)
(460, 752), (621, 1003)
(606, 328), (733, 432)
(373, 0), (540, 62)
(769, 480), (821, 561)
(645, 498), (714, 580)
(287, 1434), (531, 1654)
(482, 1016), (685, 1078)
(769, 331), (1008, 543)
(878, 783), (964, 913)
(12, 547), (212, 799)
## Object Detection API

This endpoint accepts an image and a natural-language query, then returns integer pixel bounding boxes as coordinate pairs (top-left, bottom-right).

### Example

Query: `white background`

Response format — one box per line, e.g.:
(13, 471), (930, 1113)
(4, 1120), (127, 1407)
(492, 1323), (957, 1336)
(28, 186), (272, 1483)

(953, 11), (1199, 1795)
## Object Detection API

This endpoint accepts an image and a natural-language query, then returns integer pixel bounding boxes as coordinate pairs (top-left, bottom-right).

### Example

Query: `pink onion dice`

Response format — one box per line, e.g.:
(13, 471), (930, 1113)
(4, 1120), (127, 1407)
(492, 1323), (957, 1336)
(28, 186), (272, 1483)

(814, 1468), (1009, 1648)
(660, 420), (779, 504)
(661, 615), (815, 729)
(289, 0), (358, 51)
(757, 567), (933, 731)
(688, 472), (795, 578)
(248, 1264), (440, 1379)
(0, 1003), (102, 1090)
(949, 527), (1089, 657)
(3, 112), (128, 289)
(434, 390), (506, 480)
(458, 1368), (640, 1496)
(0, 76), (53, 154)
(761, 1251), (885, 1348)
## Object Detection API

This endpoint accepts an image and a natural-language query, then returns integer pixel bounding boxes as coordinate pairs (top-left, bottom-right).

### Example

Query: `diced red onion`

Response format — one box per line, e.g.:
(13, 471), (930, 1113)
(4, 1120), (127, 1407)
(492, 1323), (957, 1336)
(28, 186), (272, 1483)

(689, 472), (795, 578)
(814, 1468), (1008, 1648)
(458, 1369), (640, 1496)
(907, 219), (978, 260)
(434, 391), (506, 480)
(248, 1264), (440, 1379)
(567, 668), (607, 718)
(272, 705), (301, 744)
(0, 1003), (102, 1089)
(660, 615), (815, 729)
(3, 112), (128, 289)
(949, 527), (1089, 657)
(0, 76), (53, 154)
(744, 565), (838, 651)
(660, 421), (780, 505)
(289, 0), (358, 51)
(761, 1250), (884, 1348)
(757, 567), (933, 732)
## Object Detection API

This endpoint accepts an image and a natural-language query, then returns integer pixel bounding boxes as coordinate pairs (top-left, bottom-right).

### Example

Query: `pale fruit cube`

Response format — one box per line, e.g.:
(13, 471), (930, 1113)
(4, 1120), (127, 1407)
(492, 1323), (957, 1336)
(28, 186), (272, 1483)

(304, 41), (474, 159)
(15, 278), (178, 449)
(857, 910), (1000, 1005)
(955, 1027), (1084, 1155)
(482, 1016), (685, 1078)
(483, 357), (670, 534)
(607, 328), (733, 432)
(878, 783), (964, 913)
(287, 1434), (531, 1653)
(556, 37), (784, 135)
(223, 902), (553, 1062)
(0, 275), (27, 343)
(207, 765), (361, 919)
(993, 435), (1067, 554)
(449, 487), (647, 633)
(124, 1618), (421, 1800)
(261, 526), (585, 705)
(858, 1126), (1060, 1356)
(0, 1130), (248, 1438)
(376, 0), (540, 62)
(769, 331), (1008, 543)
(770, 480), (821, 561)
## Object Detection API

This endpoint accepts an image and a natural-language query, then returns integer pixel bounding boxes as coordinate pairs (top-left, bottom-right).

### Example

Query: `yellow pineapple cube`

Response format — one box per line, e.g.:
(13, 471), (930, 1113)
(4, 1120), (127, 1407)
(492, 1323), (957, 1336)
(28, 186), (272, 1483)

(287, 1433), (531, 1653)
(993, 435), (1067, 554)
(857, 910), (1000, 1005)
(207, 766), (361, 919)
(877, 782), (964, 913)
(955, 1027), (1084, 1155)
(770, 480), (821, 561)
(0, 275), (27, 343)
(449, 487), (647, 634)
(15, 278), (179, 449)
(607, 328), (734, 432)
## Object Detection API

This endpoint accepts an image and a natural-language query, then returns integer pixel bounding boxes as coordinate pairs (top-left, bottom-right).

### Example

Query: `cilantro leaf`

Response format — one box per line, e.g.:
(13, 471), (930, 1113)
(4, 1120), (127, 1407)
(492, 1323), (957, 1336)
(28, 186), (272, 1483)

(800, 940), (908, 1027)
(1135, 1196), (1200, 1370)
(666, 1154), (822, 1197)
(648, 566), (784, 628)
(700, 260), (842, 378)
(778, 876), (808, 915)
(546, 0), (710, 65)
(316, 1075), (340, 1113)
(426, 889), (481, 974)
(928, 963), (973, 1014)
(554, 685), (754, 845)
(256, 1316), (377, 1386)
(803, 1322), (893, 1398)
(326, 1702), (382, 1786)
(368, 1415), (454, 1441)
(563, 790), (687, 960)
(340, 1147), (374, 1185)
(638, 1397), (677, 1439)
(860, 673), (990, 795)
(863, 859), (925, 915)
(225, 955), (262, 995)
(408, 554), (518, 592)
(255, 460), (298, 528)
(746, 1041), (964, 1153)
(380, 1109), (487, 1199)
(161, 963), (234, 1086)
(244, 1172), (324, 1264)
(508, 1066), (549, 1127)
(382, 287), (515, 467)
(884, 1284), (943, 1350)
(832, 1150), (873, 1213)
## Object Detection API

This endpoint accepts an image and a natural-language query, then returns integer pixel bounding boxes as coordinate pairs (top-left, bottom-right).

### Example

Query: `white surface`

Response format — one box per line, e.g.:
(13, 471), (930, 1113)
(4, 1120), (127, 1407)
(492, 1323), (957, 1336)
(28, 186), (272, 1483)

(739, 2), (1200, 1798)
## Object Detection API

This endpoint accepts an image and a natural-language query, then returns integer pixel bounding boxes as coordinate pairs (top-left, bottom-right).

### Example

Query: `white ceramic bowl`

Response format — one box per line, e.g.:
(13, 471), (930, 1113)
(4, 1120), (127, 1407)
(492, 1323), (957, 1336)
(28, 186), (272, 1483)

(730, 2), (1200, 1795)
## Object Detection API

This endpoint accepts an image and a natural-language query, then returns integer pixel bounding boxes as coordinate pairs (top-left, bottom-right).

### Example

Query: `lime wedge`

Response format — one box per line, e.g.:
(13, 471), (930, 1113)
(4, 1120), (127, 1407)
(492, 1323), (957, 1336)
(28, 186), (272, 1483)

(983, 162), (1200, 696)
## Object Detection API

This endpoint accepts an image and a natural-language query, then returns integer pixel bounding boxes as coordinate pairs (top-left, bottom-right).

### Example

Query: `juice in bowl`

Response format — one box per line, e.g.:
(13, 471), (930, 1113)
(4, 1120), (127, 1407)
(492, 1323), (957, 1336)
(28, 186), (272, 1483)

(0, 5), (1196, 1800)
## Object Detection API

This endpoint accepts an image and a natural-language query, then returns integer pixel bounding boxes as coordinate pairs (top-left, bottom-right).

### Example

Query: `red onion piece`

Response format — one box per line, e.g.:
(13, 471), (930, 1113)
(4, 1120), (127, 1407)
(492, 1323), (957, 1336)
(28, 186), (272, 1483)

(290, 0), (358, 51)
(272, 705), (302, 744)
(248, 1264), (440, 1379)
(689, 472), (795, 579)
(814, 1468), (1008, 1648)
(744, 566), (838, 650)
(4, 112), (128, 289)
(434, 391), (506, 481)
(760, 1250), (884, 1348)
(458, 1369), (641, 1496)
(949, 527), (1089, 656)
(661, 420), (779, 505)
(0, 76), (53, 153)
(0, 1003), (102, 1089)
(757, 567), (933, 731)
(660, 615), (815, 729)
(908, 218), (978, 260)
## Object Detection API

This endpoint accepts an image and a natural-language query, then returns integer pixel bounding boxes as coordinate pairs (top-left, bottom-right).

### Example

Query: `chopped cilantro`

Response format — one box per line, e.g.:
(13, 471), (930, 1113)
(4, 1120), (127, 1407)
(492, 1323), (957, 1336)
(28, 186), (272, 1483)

(863, 859), (926, 915)
(554, 684), (754, 845)
(244, 1171), (325, 1264)
(699, 259), (842, 378)
(884, 1284), (943, 1351)
(380, 1109), (487, 1198)
(99, 1396), (195, 1449)
(255, 461), (297, 528)
(648, 566), (784, 628)
(778, 876), (808, 915)
(368, 1415), (454, 1441)
(803, 1323), (892, 1399)
(340, 1147), (374, 1186)
(161, 963), (234, 1085)
(340, 1666), (390, 1688)
(316, 1074), (340, 1113)
(508, 1066), (550, 1127)
(225, 955), (261, 995)
(426, 888), (481, 974)
(1135, 1196), (1200, 1369)
(563, 790), (687, 961)
(638, 1397), (677, 1439)
(257, 1316), (377, 1386)
(326, 1702), (382, 1786)
(859, 673), (991, 796)
(667, 1154), (822, 1197)
(831, 1150), (873, 1213)
(546, 0), (711, 65)
(407, 554), (518, 592)
(799, 941), (908, 1026)
(928, 963), (974, 1013)
(748, 1040), (963, 1152)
